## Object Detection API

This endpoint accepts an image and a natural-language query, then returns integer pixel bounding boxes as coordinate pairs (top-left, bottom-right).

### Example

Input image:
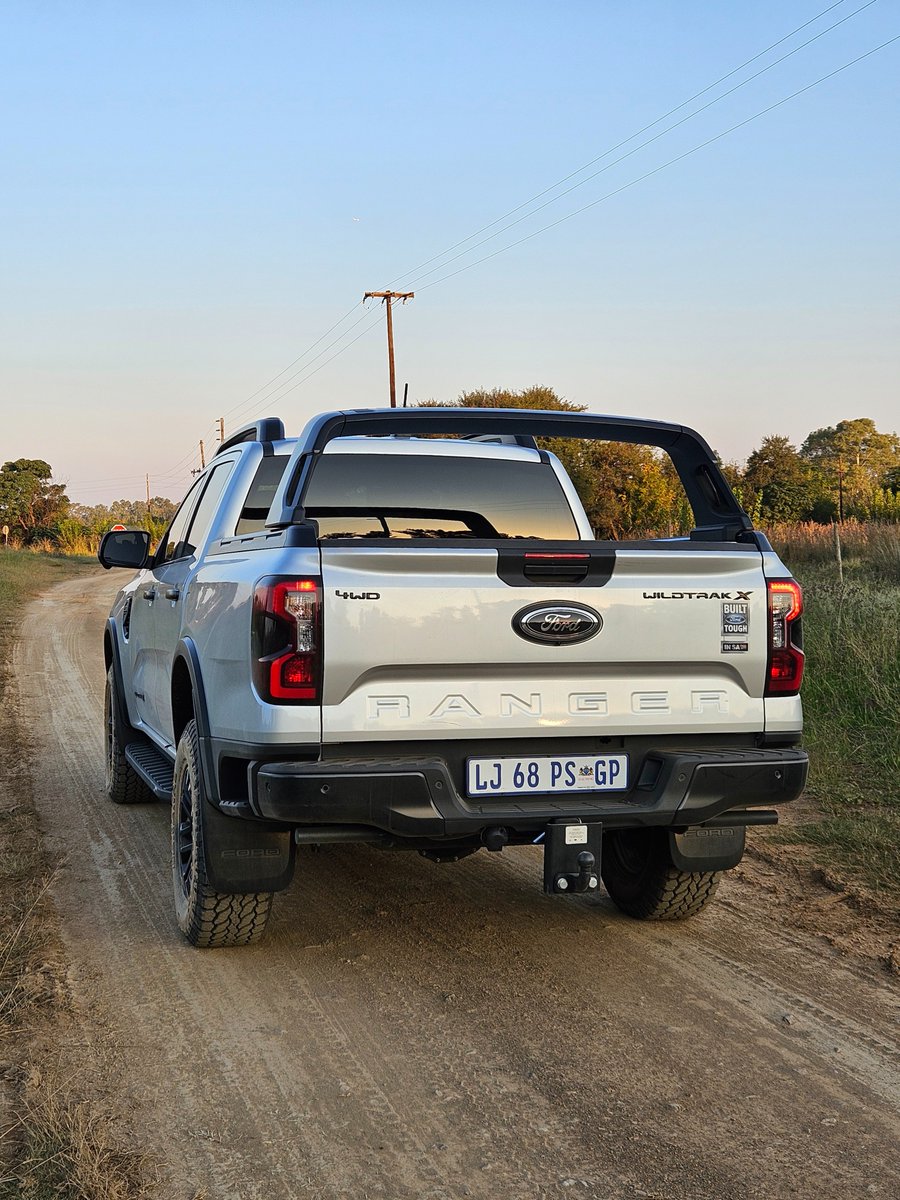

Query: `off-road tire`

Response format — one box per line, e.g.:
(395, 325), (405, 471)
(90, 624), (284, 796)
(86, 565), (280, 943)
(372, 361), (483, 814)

(601, 828), (721, 920)
(171, 719), (273, 948)
(105, 666), (152, 804)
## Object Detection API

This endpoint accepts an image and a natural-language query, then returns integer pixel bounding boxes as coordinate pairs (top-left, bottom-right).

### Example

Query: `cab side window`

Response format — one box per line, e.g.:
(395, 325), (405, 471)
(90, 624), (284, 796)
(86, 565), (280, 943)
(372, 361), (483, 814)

(156, 480), (203, 566)
(182, 462), (233, 558)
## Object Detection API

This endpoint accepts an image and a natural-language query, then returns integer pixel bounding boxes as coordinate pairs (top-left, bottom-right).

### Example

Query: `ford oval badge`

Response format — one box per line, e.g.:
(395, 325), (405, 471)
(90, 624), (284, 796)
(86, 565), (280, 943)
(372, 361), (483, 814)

(512, 602), (602, 646)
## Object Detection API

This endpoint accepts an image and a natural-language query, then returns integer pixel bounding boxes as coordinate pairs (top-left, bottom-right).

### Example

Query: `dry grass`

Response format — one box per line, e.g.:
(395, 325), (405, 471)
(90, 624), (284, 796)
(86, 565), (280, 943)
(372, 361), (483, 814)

(0, 550), (150, 1199)
(768, 529), (900, 897)
(766, 520), (900, 583)
(0, 1069), (150, 1200)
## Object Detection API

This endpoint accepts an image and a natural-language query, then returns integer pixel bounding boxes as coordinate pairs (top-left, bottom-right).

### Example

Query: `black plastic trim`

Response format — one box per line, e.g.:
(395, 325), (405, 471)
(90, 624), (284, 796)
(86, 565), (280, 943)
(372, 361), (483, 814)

(215, 417), (285, 456)
(250, 745), (808, 841)
(104, 618), (136, 750)
(269, 408), (753, 536)
(497, 547), (615, 587)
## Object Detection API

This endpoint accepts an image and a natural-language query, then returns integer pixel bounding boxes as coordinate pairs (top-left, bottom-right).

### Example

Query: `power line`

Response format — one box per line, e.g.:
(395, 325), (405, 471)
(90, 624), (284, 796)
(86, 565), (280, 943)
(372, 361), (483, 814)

(196, 2), (871, 447)
(246, 310), (386, 405)
(207, 0), (877, 441)
(388, 0), (864, 288)
(217, 300), (364, 425)
(399, 0), (878, 291)
(414, 32), (900, 294)
(93, 7), (893, 496)
(216, 306), (383, 430)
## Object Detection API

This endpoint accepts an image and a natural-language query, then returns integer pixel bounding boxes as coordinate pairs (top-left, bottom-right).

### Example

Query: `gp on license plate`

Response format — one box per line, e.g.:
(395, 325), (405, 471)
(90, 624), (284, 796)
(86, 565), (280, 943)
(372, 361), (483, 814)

(466, 754), (628, 797)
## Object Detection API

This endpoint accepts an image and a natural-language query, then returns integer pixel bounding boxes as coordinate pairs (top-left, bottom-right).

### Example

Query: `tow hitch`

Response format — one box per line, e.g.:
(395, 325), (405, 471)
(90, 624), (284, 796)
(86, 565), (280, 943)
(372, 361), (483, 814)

(542, 819), (602, 895)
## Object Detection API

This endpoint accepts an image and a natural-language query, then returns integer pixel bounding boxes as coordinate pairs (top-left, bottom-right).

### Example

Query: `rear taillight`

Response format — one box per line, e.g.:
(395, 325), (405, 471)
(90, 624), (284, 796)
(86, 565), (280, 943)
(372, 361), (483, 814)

(252, 577), (322, 704)
(766, 579), (804, 696)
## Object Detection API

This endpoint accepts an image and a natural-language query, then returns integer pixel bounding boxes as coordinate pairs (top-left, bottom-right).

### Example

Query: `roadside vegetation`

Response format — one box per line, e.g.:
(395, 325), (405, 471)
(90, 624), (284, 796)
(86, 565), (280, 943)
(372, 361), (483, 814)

(766, 524), (900, 899)
(0, 550), (146, 1199)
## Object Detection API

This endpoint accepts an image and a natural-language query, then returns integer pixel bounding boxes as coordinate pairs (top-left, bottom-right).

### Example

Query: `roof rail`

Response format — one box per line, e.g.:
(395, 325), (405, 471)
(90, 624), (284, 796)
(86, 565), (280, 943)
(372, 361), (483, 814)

(215, 417), (285, 456)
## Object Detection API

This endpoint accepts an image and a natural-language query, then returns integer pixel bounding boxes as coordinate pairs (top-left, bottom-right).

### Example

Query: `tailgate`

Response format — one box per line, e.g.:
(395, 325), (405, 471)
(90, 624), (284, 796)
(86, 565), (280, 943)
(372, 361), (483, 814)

(319, 543), (767, 743)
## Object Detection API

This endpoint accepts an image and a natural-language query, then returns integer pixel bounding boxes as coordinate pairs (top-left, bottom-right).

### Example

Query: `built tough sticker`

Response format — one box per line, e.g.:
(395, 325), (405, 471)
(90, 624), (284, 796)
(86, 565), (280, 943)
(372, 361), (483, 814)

(721, 602), (749, 637)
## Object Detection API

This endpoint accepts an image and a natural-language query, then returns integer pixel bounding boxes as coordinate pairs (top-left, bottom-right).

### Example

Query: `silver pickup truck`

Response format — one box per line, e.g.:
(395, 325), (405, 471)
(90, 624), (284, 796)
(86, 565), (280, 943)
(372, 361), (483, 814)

(99, 408), (808, 947)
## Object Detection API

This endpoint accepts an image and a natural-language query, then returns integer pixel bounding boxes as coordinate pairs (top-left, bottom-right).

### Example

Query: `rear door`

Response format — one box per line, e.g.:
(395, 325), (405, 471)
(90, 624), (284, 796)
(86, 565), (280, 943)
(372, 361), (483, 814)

(128, 477), (204, 738)
(132, 461), (234, 745)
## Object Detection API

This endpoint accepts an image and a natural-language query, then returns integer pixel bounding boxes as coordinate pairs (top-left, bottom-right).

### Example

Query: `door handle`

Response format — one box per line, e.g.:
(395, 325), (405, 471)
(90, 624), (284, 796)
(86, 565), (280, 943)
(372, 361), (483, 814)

(142, 587), (156, 601)
(164, 587), (180, 601)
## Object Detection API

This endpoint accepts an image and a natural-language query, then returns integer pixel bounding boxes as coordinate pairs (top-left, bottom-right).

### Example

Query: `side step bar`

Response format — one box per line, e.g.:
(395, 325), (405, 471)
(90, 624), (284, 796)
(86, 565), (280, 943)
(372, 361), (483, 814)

(125, 741), (175, 800)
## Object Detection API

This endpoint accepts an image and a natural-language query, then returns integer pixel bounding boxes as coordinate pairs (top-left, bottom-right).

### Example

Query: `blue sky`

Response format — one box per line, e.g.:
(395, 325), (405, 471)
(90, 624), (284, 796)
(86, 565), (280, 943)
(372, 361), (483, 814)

(2, 1), (898, 504)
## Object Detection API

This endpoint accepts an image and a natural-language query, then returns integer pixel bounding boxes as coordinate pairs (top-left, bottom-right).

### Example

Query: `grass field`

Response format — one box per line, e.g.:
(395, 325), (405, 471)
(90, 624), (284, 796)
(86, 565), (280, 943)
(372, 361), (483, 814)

(768, 524), (900, 896)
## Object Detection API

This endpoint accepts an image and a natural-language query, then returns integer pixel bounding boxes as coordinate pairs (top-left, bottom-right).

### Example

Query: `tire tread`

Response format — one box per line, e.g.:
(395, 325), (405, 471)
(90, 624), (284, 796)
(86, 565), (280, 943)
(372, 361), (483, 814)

(172, 720), (273, 948)
(602, 828), (721, 921)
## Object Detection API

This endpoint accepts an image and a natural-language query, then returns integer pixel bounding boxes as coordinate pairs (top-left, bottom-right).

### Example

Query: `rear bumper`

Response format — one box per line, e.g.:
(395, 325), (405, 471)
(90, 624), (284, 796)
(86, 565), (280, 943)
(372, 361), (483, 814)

(250, 746), (808, 841)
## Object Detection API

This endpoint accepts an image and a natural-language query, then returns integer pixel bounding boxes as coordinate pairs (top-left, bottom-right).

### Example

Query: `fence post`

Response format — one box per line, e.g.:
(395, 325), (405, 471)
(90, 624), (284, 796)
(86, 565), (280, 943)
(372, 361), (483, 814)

(833, 521), (843, 586)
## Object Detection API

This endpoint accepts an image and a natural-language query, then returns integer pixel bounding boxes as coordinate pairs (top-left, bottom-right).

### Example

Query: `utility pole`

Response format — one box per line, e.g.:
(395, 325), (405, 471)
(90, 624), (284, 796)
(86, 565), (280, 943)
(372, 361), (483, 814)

(217, 417), (225, 444)
(145, 474), (151, 518)
(191, 440), (206, 477)
(363, 291), (414, 407)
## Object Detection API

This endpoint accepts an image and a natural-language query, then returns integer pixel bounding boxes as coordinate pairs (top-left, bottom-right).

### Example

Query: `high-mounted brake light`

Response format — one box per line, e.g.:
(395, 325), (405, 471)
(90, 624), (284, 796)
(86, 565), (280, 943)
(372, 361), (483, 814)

(252, 577), (322, 704)
(766, 579), (804, 696)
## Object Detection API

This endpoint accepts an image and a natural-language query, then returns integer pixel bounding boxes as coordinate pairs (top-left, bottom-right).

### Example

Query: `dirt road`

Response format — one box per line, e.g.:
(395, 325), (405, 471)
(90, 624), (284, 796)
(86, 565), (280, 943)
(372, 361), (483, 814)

(12, 574), (900, 1199)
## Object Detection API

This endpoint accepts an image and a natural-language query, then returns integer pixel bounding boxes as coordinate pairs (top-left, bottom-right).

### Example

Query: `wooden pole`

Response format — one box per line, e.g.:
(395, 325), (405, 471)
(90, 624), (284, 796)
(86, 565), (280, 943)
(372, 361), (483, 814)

(834, 521), (843, 586)
(363, 291), (414, 408)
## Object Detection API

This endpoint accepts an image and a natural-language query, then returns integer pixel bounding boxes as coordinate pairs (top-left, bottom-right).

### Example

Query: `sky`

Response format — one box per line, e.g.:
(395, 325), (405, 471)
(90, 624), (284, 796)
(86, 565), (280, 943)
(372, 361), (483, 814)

(1, 0), (898, 506)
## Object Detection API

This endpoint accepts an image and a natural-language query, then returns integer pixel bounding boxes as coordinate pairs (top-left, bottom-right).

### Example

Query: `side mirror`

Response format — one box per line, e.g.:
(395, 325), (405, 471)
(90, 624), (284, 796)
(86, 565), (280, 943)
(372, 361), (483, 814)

(98, 529), (151, 570)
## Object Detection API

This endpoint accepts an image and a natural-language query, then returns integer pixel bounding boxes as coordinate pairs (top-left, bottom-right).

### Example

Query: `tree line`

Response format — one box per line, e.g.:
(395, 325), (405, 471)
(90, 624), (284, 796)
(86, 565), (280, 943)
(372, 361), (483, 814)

(2, 391), (898, 547)
(0, 458), (176, 551)
(422, 388), (900, 537)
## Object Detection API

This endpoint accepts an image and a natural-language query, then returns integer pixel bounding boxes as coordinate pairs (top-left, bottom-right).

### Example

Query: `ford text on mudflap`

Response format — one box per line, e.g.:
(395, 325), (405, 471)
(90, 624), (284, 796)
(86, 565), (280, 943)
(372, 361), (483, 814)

(98, 408), (808, 947)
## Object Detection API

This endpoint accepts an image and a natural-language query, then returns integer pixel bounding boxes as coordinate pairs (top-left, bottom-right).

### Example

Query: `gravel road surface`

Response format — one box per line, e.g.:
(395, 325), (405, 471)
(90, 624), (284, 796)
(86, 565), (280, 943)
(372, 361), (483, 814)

(12, 574), (900, 1199)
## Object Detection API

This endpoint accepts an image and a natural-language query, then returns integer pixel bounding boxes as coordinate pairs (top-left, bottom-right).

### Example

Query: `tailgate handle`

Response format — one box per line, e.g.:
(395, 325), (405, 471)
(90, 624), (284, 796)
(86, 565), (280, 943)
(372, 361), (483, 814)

(497, 550), (615, 588)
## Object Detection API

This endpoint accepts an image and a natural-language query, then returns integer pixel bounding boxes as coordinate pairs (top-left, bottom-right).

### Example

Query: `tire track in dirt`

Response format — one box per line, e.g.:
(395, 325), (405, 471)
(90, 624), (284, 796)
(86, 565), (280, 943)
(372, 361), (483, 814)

(10, 574), (900, 1200)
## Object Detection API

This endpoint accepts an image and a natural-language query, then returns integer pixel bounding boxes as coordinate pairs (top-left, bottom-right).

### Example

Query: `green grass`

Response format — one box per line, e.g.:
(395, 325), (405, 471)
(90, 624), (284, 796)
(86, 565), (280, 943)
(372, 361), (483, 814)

(778, 556), (900, 895)
(0, 549), (94, 626)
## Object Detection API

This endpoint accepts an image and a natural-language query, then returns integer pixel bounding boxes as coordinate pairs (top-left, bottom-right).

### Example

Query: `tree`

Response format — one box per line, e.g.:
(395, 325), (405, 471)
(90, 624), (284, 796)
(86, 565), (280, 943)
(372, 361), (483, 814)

(0, 459), (69, 541)
(423, 386), (693, 537)
(743, 435), (824, 523)
(800, 419), (900, 519)
(454, 385), (584, 413)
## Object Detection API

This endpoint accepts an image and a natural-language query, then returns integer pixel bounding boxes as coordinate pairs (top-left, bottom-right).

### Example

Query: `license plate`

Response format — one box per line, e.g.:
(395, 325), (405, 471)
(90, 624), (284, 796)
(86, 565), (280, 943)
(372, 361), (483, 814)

(466, 754), (628, 798)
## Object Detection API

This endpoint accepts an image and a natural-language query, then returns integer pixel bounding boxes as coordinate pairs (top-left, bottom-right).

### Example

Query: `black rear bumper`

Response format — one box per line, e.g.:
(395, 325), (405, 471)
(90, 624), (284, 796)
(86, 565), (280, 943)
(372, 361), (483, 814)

(249, 746), (808, 842)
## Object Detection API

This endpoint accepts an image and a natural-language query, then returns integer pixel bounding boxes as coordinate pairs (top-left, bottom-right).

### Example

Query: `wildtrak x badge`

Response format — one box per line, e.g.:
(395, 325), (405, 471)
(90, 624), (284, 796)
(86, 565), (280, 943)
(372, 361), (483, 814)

(643, 591), (752, 600)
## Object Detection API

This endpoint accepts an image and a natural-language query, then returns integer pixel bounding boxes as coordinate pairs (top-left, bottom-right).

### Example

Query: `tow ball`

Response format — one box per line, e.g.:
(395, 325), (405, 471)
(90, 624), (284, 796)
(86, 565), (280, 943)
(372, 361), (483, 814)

(542, 819), (603, 895)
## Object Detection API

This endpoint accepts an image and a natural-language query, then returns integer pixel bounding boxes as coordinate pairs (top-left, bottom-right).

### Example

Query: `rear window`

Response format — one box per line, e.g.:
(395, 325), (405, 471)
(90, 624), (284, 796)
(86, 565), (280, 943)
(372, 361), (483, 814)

(303, 453), (579, 540)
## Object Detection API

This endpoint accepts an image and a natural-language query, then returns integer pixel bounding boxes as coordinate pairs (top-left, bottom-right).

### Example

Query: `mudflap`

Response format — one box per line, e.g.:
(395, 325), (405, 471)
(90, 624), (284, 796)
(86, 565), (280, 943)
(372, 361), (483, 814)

(201, 798), (296, 893)
(543, 819), (603, 895)
(669, 825), (746, 872)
